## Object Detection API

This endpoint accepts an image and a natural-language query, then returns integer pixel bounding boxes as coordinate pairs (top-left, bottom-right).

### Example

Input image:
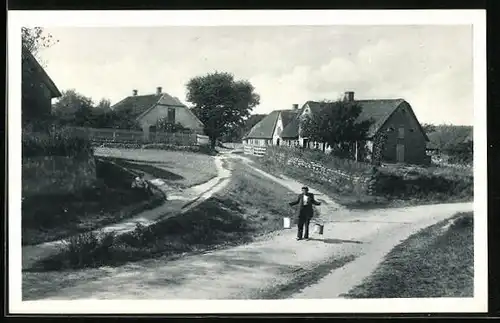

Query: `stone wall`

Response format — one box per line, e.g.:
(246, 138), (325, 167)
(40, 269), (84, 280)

(273, 152), (372, 194)
(22, 154), (97, 197)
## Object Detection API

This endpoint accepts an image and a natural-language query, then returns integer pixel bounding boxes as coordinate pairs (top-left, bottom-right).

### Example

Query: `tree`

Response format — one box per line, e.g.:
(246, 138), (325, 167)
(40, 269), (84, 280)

(421, 123), (437, 134)
(22, 27), (58, 61)
(95, 98), (112, 113)
(186, 72), (260, 148)
(299, 100), (373, 158)
(52, 89), (95, 126)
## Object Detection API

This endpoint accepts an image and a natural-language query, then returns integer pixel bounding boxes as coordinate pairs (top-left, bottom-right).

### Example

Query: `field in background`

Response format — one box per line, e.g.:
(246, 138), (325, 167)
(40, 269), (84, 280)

(94, 147), (218, 188)
(343, 212), (474, 298)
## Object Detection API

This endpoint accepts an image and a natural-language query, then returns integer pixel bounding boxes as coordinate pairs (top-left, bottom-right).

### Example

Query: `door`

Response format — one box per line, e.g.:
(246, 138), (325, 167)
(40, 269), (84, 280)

(396, 144), (405, 163)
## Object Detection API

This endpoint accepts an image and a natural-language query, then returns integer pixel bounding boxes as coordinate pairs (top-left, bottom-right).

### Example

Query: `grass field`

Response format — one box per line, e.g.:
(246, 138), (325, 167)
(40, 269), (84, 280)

(30, 158), (296, 271)
(94, 147), (217, 188)
(343, 212), (474, 298)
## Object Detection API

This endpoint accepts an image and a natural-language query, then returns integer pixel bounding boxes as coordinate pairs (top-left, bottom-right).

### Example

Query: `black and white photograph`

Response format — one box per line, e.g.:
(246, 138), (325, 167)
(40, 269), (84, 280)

(8, 10), (487, 314)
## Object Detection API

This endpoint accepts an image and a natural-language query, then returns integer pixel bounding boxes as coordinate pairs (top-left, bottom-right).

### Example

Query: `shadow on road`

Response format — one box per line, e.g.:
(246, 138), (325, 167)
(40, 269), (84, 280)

(307, 238), (364, 244)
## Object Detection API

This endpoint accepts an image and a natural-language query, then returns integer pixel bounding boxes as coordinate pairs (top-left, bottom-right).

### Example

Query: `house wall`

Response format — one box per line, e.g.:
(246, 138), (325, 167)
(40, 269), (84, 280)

(272, 114), (284, 145)
(22, 58), (53, 125)
(139, 101), (205, 136)
(377, 102), (429, 165)
(22, 154), (97, 198)
(245, 138), (269, 146)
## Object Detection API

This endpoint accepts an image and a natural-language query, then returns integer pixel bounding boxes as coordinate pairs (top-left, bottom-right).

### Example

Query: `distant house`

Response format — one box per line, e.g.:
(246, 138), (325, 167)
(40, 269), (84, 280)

(281, 91), (430, 165)
(242, 106), (300, 147)
(111, 87), (205, 137)
(22, 47), (62, 129)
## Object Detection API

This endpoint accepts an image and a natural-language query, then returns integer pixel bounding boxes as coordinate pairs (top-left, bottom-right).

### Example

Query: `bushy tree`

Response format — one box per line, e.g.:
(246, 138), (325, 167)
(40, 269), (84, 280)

(186, 72), (260, 148)
(300, 100), (373, 158)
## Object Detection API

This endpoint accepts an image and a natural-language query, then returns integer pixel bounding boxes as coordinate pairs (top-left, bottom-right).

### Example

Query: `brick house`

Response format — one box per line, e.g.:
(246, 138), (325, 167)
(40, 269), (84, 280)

(22, 47), (62, 129)
(111, 87), (205, 138)
(242, 106), (300, 147)
(280, 91), (430, 165)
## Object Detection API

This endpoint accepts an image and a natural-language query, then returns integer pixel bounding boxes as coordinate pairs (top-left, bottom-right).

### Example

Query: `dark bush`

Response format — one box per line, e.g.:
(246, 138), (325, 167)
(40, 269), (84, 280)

(22, 127), (93, 158)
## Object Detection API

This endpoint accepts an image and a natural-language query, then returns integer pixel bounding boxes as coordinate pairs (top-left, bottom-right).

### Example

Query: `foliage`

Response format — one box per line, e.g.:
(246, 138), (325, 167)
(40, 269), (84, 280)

(157, 117), (192, 133)
(95, 98), (112, 113)
(52, 89), (94, 124)
(22, 127), (93, 157)
(299, 100), (373, 157)
(421, 123), (437, 134)
(372, 130), (389, 165)
(21, 27), (58, 59)
(223, 113), (267, 142)
(51, 90), (141, 130)
(427, 124), (473, 164)
(186, 72), (260, 147)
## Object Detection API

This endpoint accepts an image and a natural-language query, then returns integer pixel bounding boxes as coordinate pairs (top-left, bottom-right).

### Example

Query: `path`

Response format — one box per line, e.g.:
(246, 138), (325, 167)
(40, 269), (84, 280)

(22, 154), (232, 270)
(23, 152), (473, 300)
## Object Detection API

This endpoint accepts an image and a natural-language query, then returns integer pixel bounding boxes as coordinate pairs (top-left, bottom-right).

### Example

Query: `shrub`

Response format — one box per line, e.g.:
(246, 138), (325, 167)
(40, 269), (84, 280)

(22, 127), (93, 158)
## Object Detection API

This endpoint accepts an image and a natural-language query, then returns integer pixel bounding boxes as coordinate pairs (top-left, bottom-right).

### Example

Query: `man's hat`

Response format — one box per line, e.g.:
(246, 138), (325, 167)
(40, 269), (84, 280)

(301, 186), (309, 190)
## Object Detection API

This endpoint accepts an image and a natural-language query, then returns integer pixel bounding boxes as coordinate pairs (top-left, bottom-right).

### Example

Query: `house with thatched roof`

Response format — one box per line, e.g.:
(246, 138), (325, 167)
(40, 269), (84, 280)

(282, 91), (430, 164)
(111, 87), (205, 138)
(249, 91), (430, 165)
(242, 105), (300, 147)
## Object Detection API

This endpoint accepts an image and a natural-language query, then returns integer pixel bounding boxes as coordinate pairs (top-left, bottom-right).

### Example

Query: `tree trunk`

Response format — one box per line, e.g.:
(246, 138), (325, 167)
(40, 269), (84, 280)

(210, 137), (217, 149)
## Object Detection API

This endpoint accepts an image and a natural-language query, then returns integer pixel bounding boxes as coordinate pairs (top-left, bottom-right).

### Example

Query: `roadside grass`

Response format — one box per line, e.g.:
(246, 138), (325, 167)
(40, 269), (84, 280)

(249, 155), (472, 210)
(22, 159), (165, 246)
(93, 147), (218, 187)
(248, 155), (389, 209)
(29, 158), (296, 271)
(343, 212), (474, 298)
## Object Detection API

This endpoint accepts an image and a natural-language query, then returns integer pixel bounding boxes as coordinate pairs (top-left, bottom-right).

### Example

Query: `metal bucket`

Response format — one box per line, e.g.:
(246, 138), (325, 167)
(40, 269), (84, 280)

(283, 217), (292, 229)
(314, 223), (324, 235)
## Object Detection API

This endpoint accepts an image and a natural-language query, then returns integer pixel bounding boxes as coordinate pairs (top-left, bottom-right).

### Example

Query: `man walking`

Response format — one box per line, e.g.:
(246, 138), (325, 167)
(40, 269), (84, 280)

(289, 186), (321, 240)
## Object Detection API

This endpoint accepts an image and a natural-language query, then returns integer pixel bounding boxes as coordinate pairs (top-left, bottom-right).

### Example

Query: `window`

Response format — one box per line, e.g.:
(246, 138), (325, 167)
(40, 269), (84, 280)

(167, 107), (176, 124)
(398, 127), (405, 139)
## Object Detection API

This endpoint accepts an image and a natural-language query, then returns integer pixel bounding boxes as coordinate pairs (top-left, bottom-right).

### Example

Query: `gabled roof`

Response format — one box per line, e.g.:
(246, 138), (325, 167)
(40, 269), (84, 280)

(111, 92), (186, 119)
(243, 109), (299, 139)
(22, 46), (62, 98)
(280, 99), (429, 141)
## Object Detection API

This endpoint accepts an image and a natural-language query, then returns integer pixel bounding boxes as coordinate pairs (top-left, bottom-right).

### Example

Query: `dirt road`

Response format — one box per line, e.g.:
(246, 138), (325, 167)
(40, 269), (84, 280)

(23, 152), (472, 300)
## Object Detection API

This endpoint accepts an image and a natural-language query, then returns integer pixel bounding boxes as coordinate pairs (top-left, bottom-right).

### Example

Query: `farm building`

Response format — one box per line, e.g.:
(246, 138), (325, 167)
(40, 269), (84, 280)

(245, 91), (431, 165)
(22, 47), (62, 129)
(111, 87), (205, 139)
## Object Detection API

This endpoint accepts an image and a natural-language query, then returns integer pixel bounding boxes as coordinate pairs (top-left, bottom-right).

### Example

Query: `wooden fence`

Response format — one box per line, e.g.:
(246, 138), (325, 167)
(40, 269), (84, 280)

(244, 144), (267, 157)
(69, 126), (209, 146)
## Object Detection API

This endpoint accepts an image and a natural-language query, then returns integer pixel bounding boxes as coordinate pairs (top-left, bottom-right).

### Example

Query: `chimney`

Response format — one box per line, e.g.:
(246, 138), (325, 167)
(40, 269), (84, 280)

(156, 86), (162, 95)
(344, 91), (355, 102)
(292, 104), (299, 110)
(132, 89), (138, 96)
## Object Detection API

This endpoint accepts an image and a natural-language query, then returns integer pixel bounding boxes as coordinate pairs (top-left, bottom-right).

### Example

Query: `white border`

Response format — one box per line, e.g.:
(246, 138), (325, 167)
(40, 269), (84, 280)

(8, 10), (487, 314)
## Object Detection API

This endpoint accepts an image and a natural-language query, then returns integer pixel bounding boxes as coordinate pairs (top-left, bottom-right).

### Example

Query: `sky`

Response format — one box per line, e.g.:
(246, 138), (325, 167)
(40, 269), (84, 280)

(38, 25), (473, 125)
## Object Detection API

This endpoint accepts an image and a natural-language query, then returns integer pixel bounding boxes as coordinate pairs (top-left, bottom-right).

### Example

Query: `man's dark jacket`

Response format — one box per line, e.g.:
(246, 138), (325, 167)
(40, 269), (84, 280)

(289, 192), (321, 219)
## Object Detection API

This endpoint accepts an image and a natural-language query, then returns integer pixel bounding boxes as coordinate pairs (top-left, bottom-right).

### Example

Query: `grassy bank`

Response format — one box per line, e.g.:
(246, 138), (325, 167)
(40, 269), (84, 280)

(29, 158), (295, 271)
(22, 159), (165, 246)
(249, 155), (387, 209)
(343, 212), (474, 298)
(93, 147), (218, 187)
(250, 146), (473, 209)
